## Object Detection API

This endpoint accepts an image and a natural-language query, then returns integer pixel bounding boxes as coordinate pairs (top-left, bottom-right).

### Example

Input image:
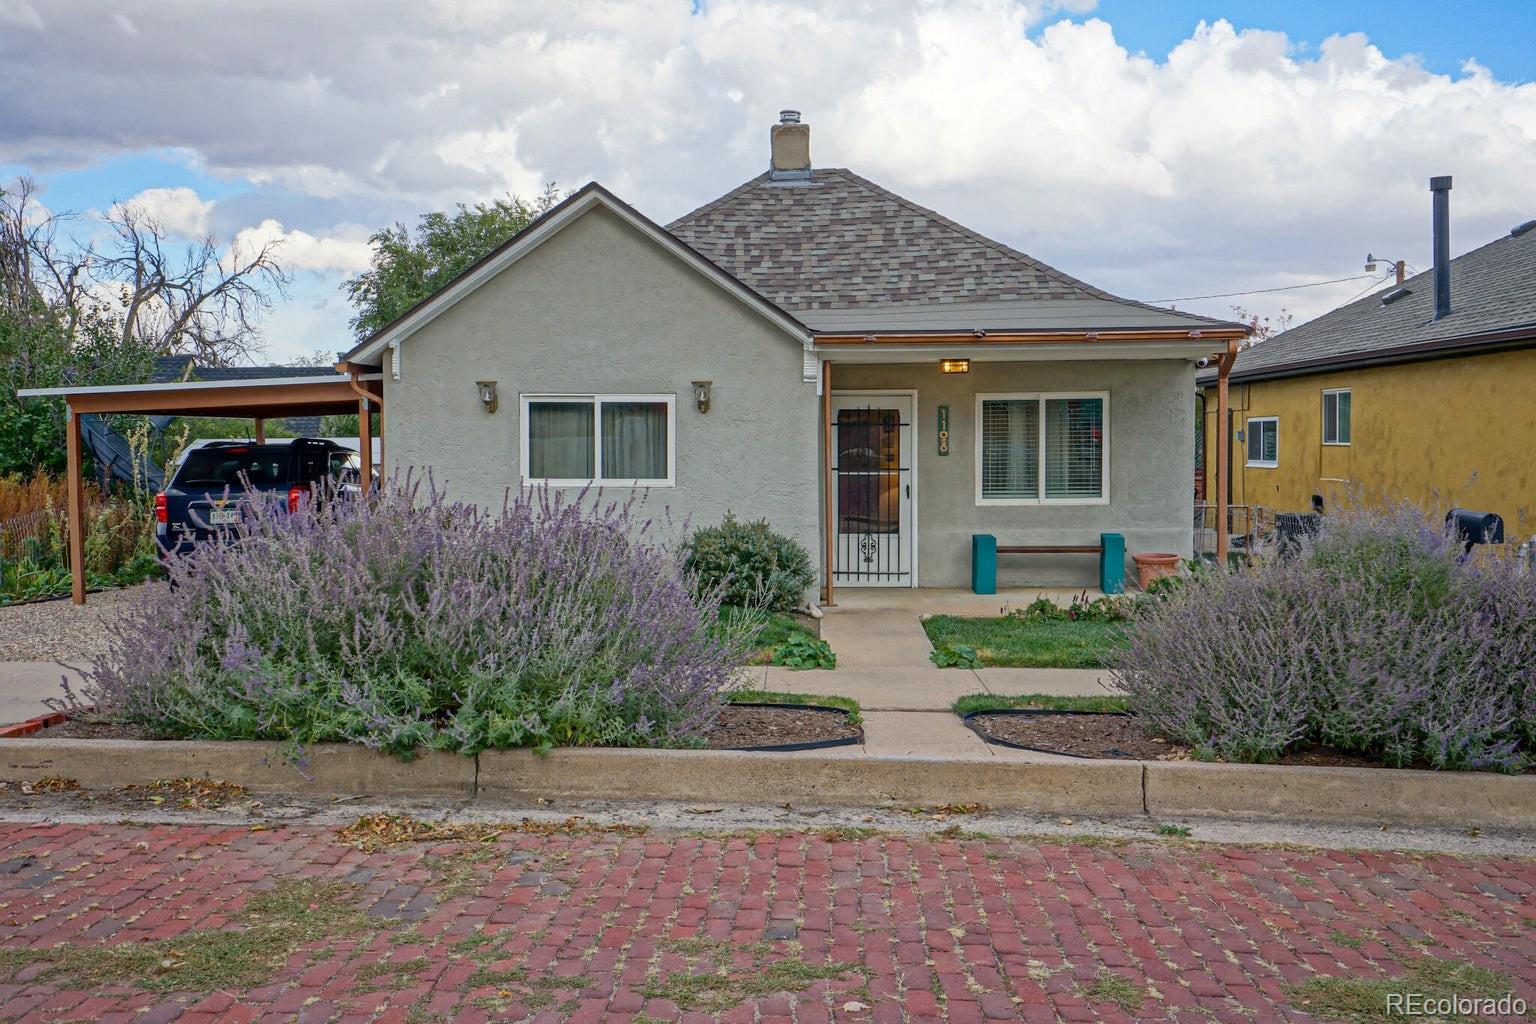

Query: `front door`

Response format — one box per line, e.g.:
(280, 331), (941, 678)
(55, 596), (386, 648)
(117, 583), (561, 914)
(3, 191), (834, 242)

(832, 394), (914, 587)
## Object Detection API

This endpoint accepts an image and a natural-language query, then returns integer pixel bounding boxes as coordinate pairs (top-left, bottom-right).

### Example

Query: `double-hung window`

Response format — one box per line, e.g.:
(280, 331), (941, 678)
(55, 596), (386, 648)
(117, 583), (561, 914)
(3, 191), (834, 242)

(976, 392), (1107, 504)
(1246, 416), (1279, 467)
(521, 394), (675, 486)
(1322, 389), (1351, 445)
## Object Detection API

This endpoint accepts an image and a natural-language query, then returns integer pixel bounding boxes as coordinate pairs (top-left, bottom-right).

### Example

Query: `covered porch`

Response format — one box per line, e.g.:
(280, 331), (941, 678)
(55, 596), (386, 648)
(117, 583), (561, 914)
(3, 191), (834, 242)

(16, 372), (384, 604)
(815, 327), (1245, 606)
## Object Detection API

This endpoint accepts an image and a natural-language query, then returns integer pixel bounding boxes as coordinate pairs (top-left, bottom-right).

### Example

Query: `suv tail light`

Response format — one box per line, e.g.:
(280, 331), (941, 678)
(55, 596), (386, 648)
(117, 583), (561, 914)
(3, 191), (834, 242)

(287, 484), (310, 513)
(154, 492), (167, 524)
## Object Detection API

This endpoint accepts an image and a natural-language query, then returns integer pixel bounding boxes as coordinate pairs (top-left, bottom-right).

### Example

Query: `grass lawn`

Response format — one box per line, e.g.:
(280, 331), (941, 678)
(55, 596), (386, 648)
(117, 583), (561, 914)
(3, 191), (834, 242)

(727, 689), (862, 725)
(717, 606), (819, 663)
(951, 692), (1130, 716)
(922, 615), (1128, 669)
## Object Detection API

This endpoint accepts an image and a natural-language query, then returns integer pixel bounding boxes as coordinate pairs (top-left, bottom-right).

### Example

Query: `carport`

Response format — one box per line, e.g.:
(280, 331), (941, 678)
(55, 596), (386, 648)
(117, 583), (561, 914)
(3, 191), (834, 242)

(16, 372), (383, 604)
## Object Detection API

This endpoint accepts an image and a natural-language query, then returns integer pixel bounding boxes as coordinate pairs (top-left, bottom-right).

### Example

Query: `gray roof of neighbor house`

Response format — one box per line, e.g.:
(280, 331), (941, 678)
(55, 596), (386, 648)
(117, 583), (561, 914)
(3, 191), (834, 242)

(1205, 220), (1536, 384)
(667, 168), (1236, 334)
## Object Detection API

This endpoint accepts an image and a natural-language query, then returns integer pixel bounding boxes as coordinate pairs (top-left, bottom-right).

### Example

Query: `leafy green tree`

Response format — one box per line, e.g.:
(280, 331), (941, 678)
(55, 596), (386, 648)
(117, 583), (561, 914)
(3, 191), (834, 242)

(343, 185), (560, 339)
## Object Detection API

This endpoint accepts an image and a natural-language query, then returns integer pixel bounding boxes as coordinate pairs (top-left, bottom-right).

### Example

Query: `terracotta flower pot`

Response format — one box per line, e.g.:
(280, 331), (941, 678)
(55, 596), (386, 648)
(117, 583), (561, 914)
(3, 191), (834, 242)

(1132, 552), (1180, 590)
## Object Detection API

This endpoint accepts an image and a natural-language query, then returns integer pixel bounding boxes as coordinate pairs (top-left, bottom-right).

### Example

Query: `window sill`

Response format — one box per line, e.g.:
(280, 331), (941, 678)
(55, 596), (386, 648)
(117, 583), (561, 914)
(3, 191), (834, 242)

(1245, 461), (1279, 469)
(975, 497), (1111, 507)
(1322, 441), (1351, 447)
(523, 478), (675, 488)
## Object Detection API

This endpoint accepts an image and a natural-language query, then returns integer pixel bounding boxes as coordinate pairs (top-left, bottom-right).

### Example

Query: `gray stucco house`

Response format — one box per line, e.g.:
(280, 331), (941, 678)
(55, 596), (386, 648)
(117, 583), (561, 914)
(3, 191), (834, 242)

(340, 112), (1247, 597)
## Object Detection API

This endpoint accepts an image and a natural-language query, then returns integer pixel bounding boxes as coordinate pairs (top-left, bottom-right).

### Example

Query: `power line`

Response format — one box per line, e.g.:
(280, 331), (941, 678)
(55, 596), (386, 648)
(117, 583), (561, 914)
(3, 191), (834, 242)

(1340, 270), (1397, 305)
(1145, 272), (1379, 304)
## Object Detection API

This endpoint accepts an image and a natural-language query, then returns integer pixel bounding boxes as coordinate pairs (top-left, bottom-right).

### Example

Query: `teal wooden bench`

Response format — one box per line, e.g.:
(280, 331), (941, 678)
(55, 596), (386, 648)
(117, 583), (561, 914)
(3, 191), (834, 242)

(971, 533), (1125, 595)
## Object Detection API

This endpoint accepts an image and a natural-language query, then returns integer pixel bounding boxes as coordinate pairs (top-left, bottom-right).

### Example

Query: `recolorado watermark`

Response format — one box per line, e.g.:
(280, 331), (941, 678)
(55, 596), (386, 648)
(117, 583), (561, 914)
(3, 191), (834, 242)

(1386, 992), (1527, 1017)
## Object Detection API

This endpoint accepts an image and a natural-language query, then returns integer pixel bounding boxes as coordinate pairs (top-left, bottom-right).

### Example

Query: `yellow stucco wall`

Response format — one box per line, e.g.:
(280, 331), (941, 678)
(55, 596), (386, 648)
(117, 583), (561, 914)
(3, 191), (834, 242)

(1201, 347), (1536, 525)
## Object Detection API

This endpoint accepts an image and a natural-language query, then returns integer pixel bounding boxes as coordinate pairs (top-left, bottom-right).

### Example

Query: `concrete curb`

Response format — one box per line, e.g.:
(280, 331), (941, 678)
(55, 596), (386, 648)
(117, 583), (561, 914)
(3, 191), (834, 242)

(1144, 760), (1536, 829)
(0, 739), (474, 797)
(2, 737), (1533, 829)
(476, 748), (1145, 814)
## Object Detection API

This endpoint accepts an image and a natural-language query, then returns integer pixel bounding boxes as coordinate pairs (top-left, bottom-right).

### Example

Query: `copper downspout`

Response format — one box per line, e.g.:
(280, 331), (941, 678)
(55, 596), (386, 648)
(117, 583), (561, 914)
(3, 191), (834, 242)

(1214, 340), (1238, 565)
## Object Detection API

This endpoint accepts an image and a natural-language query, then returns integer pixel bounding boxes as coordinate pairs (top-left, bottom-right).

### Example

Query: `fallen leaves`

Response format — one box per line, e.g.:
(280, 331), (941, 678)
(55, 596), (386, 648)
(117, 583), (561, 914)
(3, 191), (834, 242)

(334, 813), (647, 851)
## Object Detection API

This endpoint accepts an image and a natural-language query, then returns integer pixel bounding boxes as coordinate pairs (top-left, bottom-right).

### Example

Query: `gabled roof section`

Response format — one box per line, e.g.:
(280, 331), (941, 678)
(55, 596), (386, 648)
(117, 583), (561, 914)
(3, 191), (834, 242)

(668, 168), (1236, 333)
(1210, 221), (1536, 383)
(343, 182), (811, 366)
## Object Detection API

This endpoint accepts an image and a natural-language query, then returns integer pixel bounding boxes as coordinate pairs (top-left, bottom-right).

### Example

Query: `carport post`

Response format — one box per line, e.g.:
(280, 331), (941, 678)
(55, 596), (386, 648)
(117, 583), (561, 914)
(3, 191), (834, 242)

(357, 397), (373, 495)
(65, 405), (86, 605)
(1214, 339), (1237, 565)
(253, 418), (266, 443)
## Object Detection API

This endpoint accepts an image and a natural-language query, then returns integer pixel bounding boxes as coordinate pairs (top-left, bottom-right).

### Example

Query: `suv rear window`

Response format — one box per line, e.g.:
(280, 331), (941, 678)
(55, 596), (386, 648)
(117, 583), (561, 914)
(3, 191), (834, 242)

(174, 447), (293, 489)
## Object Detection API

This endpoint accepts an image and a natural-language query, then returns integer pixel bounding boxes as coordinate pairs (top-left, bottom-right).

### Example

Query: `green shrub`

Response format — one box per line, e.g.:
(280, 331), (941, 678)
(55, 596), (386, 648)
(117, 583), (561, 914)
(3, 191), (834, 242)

(683, 513), (814, 612)
(768, 635), (836, 670)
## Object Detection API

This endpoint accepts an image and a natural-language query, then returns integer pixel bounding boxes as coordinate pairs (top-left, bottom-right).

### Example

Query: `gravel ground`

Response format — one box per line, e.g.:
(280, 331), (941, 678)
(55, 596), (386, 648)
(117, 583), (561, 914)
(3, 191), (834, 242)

(0, 583), (153, 661)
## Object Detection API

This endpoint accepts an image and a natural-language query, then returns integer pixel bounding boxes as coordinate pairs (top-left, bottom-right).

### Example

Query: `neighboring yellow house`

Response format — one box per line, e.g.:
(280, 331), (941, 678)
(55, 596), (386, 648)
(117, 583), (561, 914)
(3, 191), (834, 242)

(1200, 195), (1536, 530)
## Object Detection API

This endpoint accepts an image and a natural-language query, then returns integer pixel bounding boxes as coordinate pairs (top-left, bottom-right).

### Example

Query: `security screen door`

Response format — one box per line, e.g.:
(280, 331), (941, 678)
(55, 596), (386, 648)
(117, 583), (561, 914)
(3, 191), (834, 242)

(831, 394), (914, 587)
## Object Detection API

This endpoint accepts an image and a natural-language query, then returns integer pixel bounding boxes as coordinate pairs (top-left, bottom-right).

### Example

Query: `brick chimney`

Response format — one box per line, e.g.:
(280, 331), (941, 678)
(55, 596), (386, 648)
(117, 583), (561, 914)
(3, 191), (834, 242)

(769, 110), (810, 181)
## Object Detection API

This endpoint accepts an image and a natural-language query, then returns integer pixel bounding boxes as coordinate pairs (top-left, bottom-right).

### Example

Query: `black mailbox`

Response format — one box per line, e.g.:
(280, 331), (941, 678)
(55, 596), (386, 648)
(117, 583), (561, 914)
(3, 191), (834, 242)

(1446, 508), (1504, 552)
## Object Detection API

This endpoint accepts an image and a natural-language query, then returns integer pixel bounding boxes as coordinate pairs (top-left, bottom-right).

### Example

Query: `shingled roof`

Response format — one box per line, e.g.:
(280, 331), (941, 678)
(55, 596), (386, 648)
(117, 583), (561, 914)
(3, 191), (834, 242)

(1211, 220), (1536, 383)
(667, 168), (1231, 334)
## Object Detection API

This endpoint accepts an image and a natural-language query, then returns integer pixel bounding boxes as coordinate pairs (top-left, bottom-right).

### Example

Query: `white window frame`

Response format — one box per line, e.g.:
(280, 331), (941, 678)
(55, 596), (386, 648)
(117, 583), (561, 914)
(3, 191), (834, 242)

(520, 393), (676, 487)
(1322, 388), (1351, 446)
(974, 391), (1110, 506)
(1246, 416), (1279, 468)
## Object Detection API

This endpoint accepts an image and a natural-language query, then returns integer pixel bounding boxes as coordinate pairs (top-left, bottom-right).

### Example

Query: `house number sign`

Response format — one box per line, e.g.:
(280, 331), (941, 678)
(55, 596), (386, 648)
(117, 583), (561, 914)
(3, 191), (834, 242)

(936, 404), (950, 456)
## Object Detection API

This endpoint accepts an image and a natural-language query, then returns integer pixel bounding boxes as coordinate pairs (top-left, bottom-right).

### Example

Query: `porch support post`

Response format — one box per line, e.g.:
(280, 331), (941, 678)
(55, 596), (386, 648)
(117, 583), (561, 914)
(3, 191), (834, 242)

(821, 358), (835, 607)
(1214, 340), (1237, 565)
(65, 404), (86, 605)
(253, 418), (266, 443)
(357, 397), (373, 495)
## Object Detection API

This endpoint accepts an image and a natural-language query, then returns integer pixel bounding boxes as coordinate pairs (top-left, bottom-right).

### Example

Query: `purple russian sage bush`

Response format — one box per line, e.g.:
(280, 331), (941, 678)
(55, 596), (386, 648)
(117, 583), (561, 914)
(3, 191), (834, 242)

(83, 478), (753, 755)
(1117, 499), (1536, 771)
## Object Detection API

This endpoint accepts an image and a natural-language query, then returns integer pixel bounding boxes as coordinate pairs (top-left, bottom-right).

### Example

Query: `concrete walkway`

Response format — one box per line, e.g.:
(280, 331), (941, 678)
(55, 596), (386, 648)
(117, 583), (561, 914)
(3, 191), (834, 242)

(0, 662), (87, 725)
(756, 588), (1123, 758)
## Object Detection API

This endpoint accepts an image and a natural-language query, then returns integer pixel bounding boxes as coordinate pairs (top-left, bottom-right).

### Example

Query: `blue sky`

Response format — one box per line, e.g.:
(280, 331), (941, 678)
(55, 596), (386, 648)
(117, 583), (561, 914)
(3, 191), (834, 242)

(3, 0), (1533, 360)
(1084, 1), (1536, 81)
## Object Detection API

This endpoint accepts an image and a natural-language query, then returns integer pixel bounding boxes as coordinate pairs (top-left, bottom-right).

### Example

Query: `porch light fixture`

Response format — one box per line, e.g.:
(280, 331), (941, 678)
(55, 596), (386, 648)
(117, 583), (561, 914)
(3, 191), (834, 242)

(691, 380), (712, 414)
(475, 380), (499, 414)
(939, 359), (970, 374)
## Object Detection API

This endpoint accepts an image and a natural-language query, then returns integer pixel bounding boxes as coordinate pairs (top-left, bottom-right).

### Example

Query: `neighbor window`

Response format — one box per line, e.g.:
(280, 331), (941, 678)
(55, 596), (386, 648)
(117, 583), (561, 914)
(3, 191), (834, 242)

(1246, 416), (1278, 467)
(977, 393), (1107, 504)
(1322, 389), (1351, 445)
(522, 395), (674, 485)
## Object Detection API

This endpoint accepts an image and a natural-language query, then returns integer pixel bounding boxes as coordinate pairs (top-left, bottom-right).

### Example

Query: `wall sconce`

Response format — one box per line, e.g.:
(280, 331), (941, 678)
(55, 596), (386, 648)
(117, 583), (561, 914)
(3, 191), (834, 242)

(939, 359), (970, 374)
(475, 380), (498, 414)
(692, 380), (712, 414)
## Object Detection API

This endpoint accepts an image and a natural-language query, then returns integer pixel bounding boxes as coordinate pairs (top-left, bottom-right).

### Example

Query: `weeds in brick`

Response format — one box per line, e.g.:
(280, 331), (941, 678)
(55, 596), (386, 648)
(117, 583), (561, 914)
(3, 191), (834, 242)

(642, 936), (867, 1013)
(1156, 823), (1193, 837)
(355, 955), (431, 989)
(1328, 929), (1364, 950)
(1081, 969), (1147, 1011)
(0, 878), (379, 992)
(1285, 955), (1511, 1023)
(421, 846), (499, 898)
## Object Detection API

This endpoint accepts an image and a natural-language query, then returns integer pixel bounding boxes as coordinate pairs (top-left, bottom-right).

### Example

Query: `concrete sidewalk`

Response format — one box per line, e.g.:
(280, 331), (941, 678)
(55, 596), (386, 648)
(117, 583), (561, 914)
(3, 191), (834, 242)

(0, 662), (87, 725)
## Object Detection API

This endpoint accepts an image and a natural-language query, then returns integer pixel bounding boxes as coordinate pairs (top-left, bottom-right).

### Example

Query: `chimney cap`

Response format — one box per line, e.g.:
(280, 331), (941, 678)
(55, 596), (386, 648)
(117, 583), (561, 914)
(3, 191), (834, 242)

(779, 109), (801, 125)
(1430, 175), (1453, 191)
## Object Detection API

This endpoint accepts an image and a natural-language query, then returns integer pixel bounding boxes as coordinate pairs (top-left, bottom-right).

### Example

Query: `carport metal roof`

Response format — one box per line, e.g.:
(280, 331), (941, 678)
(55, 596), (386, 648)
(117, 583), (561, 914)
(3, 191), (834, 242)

(16, 373), (383, 604)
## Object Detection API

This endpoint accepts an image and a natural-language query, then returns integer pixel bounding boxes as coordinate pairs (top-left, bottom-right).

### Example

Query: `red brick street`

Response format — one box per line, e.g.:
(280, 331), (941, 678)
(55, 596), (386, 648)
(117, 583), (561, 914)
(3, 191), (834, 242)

(1, 822), (1533, 1023)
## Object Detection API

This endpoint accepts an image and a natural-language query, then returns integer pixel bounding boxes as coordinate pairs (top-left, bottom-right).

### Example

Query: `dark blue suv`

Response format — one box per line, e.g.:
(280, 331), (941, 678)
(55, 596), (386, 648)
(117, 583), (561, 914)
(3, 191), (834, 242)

(155, 438), (363, 557)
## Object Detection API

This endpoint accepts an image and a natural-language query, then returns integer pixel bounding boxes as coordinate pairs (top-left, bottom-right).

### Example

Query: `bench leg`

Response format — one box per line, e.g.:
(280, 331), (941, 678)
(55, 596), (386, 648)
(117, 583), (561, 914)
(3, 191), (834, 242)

(972, 534), (997, 595)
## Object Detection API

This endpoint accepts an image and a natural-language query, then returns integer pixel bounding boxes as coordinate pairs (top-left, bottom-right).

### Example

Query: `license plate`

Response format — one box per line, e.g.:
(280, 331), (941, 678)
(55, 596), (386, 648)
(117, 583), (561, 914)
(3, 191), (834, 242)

(206, 508), (240, 526)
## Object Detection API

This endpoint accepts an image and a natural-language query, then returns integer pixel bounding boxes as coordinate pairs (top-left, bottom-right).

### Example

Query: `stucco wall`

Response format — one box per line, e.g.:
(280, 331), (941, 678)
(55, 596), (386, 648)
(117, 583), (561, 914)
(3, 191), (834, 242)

(382, 203), (820, 563)
(1201, 347), (1536, 523)
(834, 360), (1196, 588)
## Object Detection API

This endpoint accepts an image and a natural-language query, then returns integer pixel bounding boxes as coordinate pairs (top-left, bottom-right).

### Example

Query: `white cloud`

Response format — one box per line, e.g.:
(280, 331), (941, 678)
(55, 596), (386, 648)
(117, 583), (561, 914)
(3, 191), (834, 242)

(4, 0), (1533, 346)
(232, 219), (374, 274)
(111, 186), (214, 237)
(0, 0), (43, 30)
